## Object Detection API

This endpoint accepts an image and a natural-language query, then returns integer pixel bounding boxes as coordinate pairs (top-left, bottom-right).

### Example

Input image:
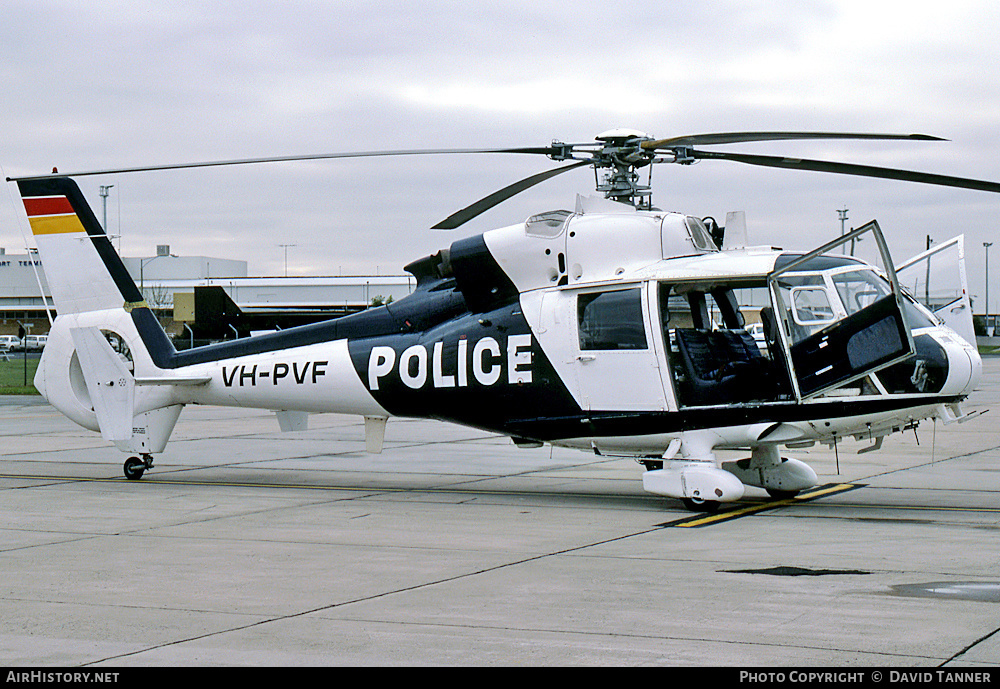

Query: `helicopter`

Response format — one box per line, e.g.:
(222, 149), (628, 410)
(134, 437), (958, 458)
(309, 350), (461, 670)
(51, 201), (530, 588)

(7, 129), (997, 511)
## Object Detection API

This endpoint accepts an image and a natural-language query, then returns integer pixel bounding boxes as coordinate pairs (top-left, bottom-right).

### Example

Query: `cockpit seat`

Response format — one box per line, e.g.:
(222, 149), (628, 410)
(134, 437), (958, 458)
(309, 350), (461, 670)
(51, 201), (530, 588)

(674, 328), (769, 405)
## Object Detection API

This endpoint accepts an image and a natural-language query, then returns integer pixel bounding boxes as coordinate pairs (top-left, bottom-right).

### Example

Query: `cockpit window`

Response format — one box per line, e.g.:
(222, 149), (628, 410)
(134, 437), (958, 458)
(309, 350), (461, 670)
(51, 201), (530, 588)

(831, 270), (892, 316)
(899, 293), (939, 329)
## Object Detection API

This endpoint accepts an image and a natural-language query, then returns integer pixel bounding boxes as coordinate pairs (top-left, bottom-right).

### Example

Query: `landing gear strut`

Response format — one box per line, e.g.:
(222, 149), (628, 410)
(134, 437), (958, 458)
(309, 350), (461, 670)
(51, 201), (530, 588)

(123, 454), (154, 480)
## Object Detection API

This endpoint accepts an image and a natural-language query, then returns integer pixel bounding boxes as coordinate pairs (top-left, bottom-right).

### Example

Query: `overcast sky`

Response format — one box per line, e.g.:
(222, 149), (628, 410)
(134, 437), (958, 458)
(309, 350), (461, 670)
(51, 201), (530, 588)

(2, 0), (999, 308)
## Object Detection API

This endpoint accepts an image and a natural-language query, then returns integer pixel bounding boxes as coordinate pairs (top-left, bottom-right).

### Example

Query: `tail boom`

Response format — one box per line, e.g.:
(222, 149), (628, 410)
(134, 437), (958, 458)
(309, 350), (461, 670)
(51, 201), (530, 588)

(19, 177), (389, 449)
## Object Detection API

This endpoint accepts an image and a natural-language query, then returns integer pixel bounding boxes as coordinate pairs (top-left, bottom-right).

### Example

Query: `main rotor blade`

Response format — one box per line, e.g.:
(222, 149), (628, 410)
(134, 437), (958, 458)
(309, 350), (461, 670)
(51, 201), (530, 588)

(643, 132), (945, 149)
(688, 149), (1000, 194)
(5, 146), (561, 181)
(432, 160), (591, 230)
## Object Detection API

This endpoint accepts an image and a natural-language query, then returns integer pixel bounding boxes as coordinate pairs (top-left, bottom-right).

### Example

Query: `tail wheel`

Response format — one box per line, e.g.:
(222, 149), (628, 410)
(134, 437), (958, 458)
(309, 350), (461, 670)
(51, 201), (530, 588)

(123, 456), (146, 480)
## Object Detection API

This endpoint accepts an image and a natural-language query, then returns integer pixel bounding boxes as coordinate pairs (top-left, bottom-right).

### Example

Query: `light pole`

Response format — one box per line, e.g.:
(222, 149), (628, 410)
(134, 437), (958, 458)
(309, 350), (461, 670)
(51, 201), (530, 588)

(99, 185), (117, 252)
(279, 244), (296, 277)
(139, 252), (175, 304)
(837, 208), (848, 254)
(99, 185), (114, 230)
(986, 242), (994, 335)
(837, 205), (854, 255)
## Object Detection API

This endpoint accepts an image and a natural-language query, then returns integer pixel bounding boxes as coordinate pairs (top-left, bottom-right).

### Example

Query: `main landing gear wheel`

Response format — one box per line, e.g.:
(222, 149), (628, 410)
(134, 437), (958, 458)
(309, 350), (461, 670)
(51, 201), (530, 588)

(123, 455), (153, 480)
(766, 488), (801, 500)
(682, 498), (721, 513)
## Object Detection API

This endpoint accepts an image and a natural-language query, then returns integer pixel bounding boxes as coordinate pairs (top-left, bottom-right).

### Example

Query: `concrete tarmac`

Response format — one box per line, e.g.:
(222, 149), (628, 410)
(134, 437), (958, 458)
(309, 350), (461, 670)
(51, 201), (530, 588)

(1, 361), (999, 667)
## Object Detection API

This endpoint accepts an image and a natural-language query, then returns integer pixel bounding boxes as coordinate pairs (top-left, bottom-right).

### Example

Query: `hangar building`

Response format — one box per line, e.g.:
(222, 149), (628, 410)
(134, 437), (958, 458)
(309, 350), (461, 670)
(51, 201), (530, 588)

(0, 245), (415, 343)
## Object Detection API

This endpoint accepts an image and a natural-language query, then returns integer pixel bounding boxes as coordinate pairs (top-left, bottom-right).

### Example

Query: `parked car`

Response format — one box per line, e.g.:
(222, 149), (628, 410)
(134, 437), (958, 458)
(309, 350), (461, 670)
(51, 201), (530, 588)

(22, 335), (47, 351)
(745, 322), (768, 354)
(0, 335), (21, 352)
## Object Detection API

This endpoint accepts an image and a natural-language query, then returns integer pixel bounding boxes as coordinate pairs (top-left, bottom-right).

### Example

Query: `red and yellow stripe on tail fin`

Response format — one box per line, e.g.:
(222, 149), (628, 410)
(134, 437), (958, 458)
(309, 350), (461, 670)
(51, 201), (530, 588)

(17, 177), (140, 315)
(23, 195), (88, 235)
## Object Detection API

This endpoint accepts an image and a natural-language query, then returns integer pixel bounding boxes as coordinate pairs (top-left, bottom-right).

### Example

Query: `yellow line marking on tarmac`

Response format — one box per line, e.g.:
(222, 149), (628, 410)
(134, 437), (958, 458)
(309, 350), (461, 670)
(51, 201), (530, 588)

(4, 474), (999, 519)
(0, 472), (623, 500)
(665, 483), (865, 528)
(805, 502), (1000, 515)
(0, 473), (406, 493)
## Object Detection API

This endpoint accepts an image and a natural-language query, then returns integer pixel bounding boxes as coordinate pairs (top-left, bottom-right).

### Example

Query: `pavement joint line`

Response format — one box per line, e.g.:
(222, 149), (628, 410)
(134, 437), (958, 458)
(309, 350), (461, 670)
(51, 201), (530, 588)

(308, 614), (945, 663)
(82, 523), (671, 666)
(0, 472), (647, 502)
(855, 442), (1000, 482)
(7, 472), (1000, 516)
(942, 623), (1000, 666)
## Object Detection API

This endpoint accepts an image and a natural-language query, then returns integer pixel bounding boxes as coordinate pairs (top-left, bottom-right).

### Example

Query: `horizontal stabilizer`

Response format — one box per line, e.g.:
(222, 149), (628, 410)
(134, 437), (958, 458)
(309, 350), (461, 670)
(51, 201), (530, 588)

(134, 376), (211, 386)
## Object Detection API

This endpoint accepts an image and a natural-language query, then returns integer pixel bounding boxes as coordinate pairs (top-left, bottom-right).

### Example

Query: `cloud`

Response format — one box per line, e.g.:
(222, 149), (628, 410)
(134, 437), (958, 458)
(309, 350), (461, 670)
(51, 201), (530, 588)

(2, 0), (999, 302)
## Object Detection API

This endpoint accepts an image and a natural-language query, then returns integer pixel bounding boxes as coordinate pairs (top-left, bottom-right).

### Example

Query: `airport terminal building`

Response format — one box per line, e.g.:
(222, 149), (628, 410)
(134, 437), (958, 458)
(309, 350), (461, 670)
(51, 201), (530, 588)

(0, 245), (416, 341)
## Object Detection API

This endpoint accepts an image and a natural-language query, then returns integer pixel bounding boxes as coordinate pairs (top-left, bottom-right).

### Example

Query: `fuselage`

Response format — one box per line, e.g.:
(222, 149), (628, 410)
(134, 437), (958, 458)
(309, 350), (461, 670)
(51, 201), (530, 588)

(34, 195), (981, 461)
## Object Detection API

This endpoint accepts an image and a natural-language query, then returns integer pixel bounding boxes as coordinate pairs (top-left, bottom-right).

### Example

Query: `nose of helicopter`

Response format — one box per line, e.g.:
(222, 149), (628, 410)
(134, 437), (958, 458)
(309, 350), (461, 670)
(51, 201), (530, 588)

(963, 338), (983, 394)
(940, 329), (982, 396)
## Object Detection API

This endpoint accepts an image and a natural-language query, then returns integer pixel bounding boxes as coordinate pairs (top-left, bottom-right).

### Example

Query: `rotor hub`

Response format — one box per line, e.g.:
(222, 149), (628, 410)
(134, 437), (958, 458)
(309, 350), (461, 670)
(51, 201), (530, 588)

(595, 128), (652, 145)
(592, 130), (657, 208)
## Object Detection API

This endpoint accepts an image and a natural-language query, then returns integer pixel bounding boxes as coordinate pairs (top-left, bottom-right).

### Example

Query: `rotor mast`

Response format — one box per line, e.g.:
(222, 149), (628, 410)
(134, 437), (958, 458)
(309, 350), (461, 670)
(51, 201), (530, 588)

(593, 129), (657, 209)
(551, 129), (660, 210)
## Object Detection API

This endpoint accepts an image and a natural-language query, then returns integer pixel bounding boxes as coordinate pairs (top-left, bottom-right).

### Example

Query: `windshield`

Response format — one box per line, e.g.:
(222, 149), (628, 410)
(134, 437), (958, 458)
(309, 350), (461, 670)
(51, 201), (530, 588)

(831, 270), (892, 316)
(832, 269), (937, 329)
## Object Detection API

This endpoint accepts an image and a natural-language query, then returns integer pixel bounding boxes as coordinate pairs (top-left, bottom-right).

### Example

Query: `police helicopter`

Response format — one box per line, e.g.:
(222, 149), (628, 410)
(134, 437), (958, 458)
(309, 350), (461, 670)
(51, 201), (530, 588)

(7, 129), (998, 511)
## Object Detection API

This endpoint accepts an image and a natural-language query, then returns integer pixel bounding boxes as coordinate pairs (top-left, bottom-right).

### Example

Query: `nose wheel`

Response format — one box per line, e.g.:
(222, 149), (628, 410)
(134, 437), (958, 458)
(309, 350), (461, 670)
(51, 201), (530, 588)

(123, 455), (154, 480)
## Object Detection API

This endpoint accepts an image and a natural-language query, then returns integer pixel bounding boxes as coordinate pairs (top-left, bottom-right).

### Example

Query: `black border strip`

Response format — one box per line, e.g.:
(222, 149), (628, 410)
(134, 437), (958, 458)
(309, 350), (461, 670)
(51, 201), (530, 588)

(509, 394), (963, 440)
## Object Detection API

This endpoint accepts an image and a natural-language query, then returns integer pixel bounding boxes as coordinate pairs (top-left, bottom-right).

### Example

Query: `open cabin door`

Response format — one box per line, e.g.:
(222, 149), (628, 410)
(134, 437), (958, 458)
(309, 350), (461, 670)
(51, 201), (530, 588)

(767, 221), (915, 400)
(896, 235), (976, 346)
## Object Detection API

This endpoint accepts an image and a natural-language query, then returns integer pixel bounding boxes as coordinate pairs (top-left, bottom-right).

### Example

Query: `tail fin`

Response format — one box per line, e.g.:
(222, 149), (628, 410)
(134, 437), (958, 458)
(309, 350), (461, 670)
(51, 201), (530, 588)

(18, 176), (271, 372)
(18, 175), (344, 372)
(18, 176), (181, 371)
(17, 177), (189, 455)
(18, 176), (145, 314)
